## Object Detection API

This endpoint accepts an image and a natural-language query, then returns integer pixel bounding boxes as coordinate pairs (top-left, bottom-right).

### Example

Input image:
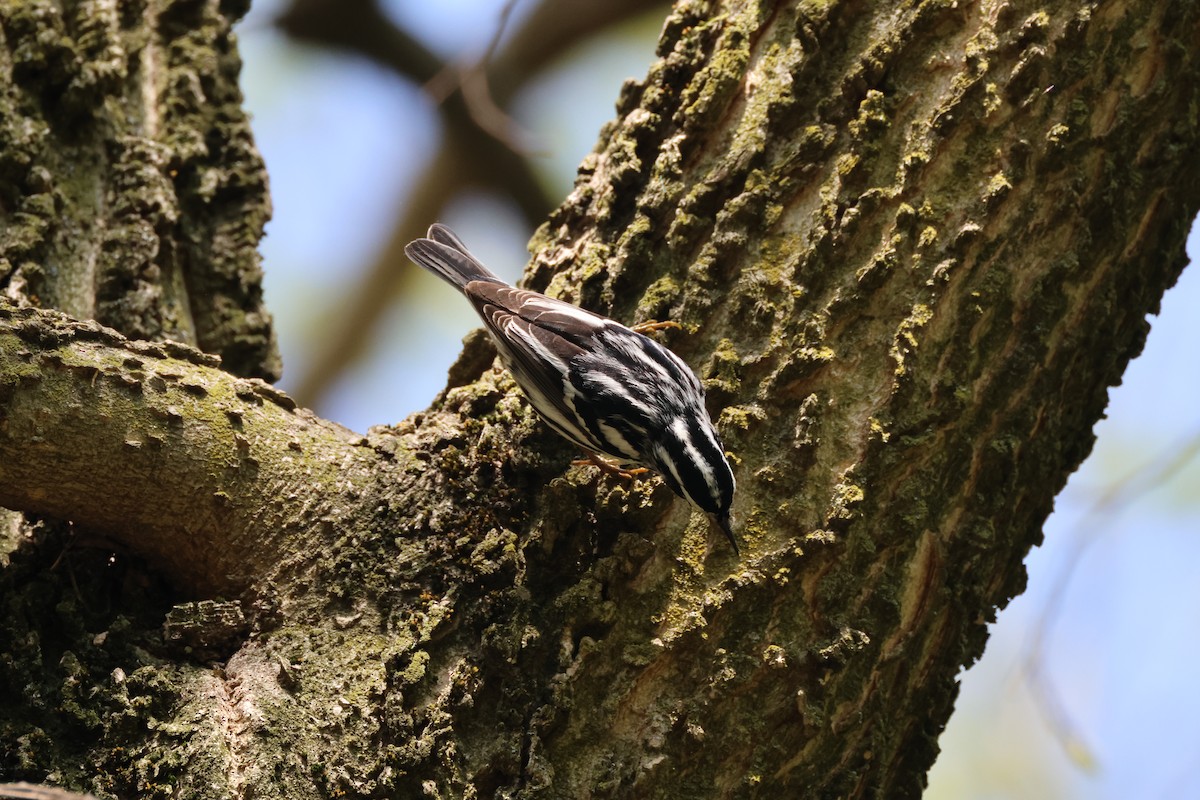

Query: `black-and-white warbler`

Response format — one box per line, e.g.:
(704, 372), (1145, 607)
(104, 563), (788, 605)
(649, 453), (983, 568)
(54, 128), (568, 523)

(404, 224), (739, 553)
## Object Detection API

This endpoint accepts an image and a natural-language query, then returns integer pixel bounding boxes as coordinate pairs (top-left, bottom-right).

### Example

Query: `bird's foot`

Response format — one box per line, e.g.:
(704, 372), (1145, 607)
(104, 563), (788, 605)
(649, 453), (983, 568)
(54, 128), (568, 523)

(630, 319), (681, 335)
(572, 453), (650, 480)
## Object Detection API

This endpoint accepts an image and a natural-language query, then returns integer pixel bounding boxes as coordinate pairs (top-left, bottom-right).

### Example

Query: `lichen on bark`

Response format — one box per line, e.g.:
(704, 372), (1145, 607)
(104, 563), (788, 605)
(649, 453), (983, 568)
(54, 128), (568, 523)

(0, 0), (278, 379)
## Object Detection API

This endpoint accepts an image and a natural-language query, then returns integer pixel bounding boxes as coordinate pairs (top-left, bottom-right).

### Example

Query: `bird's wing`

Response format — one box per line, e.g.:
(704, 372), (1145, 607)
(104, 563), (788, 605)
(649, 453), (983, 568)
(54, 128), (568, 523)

(465, 282), (605, 452)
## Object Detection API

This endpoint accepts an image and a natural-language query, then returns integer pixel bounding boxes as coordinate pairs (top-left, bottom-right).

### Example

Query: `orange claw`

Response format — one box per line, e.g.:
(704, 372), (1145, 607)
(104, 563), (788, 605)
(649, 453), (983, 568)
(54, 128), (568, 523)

(630, 320), (681, 335)
(572, 452), (650, 480)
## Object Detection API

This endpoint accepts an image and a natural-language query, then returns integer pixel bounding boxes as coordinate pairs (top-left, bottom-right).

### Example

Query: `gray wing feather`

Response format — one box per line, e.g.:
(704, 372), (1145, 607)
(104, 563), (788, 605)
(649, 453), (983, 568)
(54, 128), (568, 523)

(404, 237), (503, 290)
(426, 223), (473, 254)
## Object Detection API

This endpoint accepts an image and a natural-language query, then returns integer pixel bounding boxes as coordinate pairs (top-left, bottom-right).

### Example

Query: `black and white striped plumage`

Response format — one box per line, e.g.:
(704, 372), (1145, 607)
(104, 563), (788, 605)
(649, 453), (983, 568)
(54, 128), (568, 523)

(404, 224), (738, 553)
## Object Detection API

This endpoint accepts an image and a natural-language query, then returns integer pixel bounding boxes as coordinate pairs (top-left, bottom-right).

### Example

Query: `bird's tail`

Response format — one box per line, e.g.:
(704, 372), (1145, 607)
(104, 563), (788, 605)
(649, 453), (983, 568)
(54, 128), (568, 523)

(404, 224), (504, 290)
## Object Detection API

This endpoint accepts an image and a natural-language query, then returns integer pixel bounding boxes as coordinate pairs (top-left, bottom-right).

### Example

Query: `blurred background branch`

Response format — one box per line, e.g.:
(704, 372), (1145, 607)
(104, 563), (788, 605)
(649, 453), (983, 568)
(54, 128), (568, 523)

(270, 0), (665, 411)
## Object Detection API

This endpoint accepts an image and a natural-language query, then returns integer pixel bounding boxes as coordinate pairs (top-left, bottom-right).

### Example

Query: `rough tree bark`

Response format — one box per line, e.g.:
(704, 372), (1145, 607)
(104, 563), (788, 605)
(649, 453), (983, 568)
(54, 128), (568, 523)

(1, 1), (1197, 799)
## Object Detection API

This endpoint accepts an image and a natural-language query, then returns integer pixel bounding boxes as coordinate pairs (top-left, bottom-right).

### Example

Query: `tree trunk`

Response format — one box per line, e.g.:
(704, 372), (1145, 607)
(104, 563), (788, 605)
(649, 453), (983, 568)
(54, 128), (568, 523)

(1, 1), (1197, 798)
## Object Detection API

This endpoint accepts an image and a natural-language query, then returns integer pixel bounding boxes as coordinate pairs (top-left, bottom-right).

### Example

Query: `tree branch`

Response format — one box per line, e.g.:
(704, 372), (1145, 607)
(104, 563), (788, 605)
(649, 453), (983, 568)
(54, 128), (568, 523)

(0, 301), (371, 597)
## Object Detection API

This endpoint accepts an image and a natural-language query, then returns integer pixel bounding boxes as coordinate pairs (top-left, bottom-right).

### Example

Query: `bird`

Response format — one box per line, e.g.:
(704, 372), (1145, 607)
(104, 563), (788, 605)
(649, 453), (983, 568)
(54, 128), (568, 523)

(404, 224), (738, 554)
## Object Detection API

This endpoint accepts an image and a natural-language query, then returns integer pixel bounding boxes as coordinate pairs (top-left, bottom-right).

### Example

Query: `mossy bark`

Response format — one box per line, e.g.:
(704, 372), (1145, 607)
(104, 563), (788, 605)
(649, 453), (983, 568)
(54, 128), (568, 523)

(1, 1), (1198, 799)
(0, 0), (277, 376)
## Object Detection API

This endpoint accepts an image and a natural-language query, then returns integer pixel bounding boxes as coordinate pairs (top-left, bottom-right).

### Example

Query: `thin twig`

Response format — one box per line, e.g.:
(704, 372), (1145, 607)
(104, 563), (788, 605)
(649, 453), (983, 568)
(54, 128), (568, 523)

(424, 0), (538, 152)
